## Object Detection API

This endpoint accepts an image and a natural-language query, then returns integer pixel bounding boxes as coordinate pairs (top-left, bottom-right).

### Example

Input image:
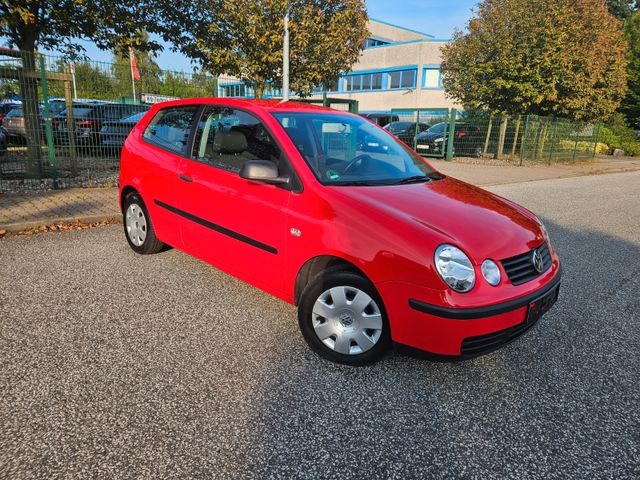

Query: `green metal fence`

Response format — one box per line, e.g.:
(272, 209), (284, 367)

(0, 49), (229, 191)
(389, 108), (601, 164)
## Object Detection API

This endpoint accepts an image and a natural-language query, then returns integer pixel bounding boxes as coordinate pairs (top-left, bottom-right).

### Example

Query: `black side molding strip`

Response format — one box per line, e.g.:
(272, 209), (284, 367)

(408, 266), (561, 320)
(154, 200), (278, 255)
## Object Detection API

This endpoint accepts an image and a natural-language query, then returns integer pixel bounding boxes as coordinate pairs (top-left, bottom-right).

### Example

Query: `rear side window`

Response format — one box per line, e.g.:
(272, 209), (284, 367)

(143, 106), (199, 155)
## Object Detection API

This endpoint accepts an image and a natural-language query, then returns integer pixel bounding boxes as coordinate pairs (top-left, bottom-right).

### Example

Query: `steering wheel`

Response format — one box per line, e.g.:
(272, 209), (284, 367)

(342, 154), (373, 176)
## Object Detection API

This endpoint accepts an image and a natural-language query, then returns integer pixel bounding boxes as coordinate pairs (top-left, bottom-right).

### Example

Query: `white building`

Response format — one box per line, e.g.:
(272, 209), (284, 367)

(219, 18), (458, 113)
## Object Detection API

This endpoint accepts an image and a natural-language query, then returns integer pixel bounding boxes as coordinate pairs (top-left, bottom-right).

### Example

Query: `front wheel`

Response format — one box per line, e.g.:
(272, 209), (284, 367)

(123, 192), (165, 254)
(298, 270), (391, 365)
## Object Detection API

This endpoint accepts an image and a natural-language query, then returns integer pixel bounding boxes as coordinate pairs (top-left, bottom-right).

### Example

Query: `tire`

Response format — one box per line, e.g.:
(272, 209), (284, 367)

(473, 145), (483, 158)
(122, 192), (165, 254)
(298, 270), (391, 365)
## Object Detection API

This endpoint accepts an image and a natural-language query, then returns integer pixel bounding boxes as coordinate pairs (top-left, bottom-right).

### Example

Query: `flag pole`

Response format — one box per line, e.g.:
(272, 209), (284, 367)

(282, 9), (290, 102)
(129, 47), (137, 103)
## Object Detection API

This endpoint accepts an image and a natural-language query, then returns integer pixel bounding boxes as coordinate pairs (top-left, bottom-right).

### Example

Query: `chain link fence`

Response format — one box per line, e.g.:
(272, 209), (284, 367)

(390, 109), (601, 164)
(0, 49), (232, 192)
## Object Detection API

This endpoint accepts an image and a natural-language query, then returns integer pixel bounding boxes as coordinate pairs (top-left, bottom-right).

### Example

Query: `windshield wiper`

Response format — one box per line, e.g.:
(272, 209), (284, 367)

(393, 175), (432, 185)
(331, 180), (378, 186)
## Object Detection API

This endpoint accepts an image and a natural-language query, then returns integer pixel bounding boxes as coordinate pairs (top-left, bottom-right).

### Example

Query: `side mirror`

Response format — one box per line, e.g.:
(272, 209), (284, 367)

(239, 160), (289, 185)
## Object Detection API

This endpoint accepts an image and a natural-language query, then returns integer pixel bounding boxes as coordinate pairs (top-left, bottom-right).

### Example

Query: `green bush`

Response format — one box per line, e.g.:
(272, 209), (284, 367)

(599, 118), (640, 156)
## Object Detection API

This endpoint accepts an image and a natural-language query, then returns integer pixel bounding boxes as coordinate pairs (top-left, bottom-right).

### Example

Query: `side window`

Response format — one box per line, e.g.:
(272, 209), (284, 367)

(192, 107), (286, 175)
(143, 106), (199, 155)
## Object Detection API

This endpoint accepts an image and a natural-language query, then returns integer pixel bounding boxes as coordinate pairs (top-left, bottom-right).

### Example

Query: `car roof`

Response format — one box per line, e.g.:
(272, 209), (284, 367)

(148, 97), (342, 114)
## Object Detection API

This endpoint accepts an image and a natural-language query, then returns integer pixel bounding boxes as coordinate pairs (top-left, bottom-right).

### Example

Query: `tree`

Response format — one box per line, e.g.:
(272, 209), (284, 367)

(176, 0), (368, 98)
(606, 0), (639, 19)
(0, 0), (198, 174)
(441, 0), (629, 123)
(621, 11), (640, 128)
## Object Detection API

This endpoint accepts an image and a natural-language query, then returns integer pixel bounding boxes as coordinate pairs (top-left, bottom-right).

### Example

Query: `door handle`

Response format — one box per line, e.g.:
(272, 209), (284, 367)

(179, 174), (193, 183)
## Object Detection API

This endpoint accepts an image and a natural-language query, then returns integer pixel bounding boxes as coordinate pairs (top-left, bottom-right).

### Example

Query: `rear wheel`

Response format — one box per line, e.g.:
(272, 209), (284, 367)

(298, 270), (391, 365)
(123, 192), (164, 254)
(473, 145), (483, 158)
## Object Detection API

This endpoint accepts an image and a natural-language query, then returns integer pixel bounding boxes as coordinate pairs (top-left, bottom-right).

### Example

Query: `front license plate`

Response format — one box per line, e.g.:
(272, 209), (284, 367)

(417, 144), (429, 150)
(526, 286), (560, 323)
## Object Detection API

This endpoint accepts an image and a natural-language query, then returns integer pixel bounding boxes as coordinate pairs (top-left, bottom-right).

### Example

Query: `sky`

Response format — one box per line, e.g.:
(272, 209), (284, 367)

(26, 0), (478, 73)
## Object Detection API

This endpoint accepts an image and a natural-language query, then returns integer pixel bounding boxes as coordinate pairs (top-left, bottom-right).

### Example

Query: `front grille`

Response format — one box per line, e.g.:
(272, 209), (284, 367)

(501, 241), (552, 286)
(460, 317), (539, 357)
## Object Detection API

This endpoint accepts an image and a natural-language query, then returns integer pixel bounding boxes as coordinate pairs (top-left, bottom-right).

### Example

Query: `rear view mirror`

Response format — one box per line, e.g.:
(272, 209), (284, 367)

(239, 160), (289, 185)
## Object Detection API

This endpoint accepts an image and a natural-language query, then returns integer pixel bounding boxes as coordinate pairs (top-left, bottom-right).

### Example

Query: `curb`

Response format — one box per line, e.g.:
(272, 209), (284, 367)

(0, 213), (121, 234)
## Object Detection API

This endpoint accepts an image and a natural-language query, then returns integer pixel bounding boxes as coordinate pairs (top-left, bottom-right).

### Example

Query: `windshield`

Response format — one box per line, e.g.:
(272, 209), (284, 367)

(427, 123), (446, 134)
(385, 122), (412, 133)
(272, 112), (440, 186)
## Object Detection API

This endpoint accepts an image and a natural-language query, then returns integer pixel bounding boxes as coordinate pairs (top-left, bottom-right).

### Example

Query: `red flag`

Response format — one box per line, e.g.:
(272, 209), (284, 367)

(129, 47), (141, 81)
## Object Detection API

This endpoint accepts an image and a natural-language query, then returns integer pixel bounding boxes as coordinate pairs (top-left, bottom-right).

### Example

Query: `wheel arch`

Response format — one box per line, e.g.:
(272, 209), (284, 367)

(293, 255), (371, 306)
(120, 185), (139, 212)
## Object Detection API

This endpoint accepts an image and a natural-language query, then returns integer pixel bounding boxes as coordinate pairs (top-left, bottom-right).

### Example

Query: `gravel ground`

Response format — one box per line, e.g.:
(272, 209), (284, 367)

(1, 172), (639, 479)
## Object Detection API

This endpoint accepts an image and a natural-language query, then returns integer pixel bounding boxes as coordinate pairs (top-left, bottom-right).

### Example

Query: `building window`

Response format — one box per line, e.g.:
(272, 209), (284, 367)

(388, 69), (417, 89)
(221, 84), (247, 97)
(345, 72), (386, 92)
(423, 66), (442, 89)
(364, 37), (391, 48)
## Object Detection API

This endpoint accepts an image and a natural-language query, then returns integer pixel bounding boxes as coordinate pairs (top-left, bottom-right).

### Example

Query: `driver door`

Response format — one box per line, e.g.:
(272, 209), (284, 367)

(176, 106), (292, 294)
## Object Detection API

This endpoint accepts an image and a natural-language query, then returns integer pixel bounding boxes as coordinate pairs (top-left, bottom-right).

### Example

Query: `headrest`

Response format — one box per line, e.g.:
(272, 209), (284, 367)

(213, 130), (247, 154)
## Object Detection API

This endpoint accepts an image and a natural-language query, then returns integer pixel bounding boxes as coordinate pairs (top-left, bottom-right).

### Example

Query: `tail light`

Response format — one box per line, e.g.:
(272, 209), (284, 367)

(457, 131), (467, 138)
(76, 119), (101, 130)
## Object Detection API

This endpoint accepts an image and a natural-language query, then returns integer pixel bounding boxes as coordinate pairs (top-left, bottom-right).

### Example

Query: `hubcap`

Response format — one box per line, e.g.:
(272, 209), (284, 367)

(311, 286), (383, 355)
(125, 203), (147, 247)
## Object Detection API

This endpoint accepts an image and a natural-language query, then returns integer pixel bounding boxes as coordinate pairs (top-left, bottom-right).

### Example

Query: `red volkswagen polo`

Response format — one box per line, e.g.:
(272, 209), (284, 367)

(119, 99), (561, 365)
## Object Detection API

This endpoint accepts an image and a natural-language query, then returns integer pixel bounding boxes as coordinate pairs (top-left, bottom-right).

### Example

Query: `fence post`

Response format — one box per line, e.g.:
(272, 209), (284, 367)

(592, 122), (601, 159)
(520, 115), (529, 166)
(548, 117), (558, 165)
(572, 124), (580, 163)
(511, 115), (521, 158)
(38, 55), (58, 189)
(64, 77), (78, 175)
(483, 115), (493, 156)
(445, 108), (456, 161)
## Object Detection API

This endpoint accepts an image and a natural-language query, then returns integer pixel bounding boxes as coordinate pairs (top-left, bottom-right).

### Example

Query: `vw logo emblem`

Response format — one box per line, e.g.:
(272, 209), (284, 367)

(339, 312), (354, 327)
(532, 249), (544, 273)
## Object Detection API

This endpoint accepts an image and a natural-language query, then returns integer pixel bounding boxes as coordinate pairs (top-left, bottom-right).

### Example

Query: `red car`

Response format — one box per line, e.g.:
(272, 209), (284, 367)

(119, 98), (561, 365)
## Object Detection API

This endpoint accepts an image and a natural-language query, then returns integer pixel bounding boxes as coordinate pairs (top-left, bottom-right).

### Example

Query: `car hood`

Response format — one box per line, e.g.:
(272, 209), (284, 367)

(335, 176), (543, 262)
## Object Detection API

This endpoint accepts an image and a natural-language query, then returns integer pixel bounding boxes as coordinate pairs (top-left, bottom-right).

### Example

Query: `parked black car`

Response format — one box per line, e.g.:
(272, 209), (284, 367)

(99, 110), (147, 151)
(0, 124), (8, 156)
(360, 113), (400, 127)
(383, 121), (431, 147)
(414, 122), (483, 158)
(0, 102), (20, 124)
(53, 103), (150, 148)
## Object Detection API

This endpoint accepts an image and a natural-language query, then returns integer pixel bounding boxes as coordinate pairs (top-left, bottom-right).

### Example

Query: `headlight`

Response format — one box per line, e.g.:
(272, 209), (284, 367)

(434, 244), (475, 292)
(481, 259), (501, 286)
(434, 137), (444, 143)
(535, 215), (550, 241)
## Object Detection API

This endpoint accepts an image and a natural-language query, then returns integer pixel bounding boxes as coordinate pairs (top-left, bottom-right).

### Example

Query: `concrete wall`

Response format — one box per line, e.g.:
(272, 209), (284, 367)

(368, 19), (433, 42)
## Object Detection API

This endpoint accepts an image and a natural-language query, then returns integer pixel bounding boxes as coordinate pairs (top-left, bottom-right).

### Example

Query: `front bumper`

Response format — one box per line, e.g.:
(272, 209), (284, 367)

(377, 266), (561, 358)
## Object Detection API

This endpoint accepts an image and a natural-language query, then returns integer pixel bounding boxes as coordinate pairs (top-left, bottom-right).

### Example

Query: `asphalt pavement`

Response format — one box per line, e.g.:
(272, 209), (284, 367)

(1, 171), (639, 479)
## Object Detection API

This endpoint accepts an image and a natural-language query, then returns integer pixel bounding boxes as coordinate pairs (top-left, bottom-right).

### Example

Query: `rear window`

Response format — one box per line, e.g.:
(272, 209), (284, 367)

(59, 107), (95, 118)
(143, 106), (199, 154)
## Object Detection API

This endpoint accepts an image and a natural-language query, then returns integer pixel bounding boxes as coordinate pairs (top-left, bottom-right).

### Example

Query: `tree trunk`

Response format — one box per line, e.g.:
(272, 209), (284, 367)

(494, 115), (508, 160)
(19, 48), (44, 178)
